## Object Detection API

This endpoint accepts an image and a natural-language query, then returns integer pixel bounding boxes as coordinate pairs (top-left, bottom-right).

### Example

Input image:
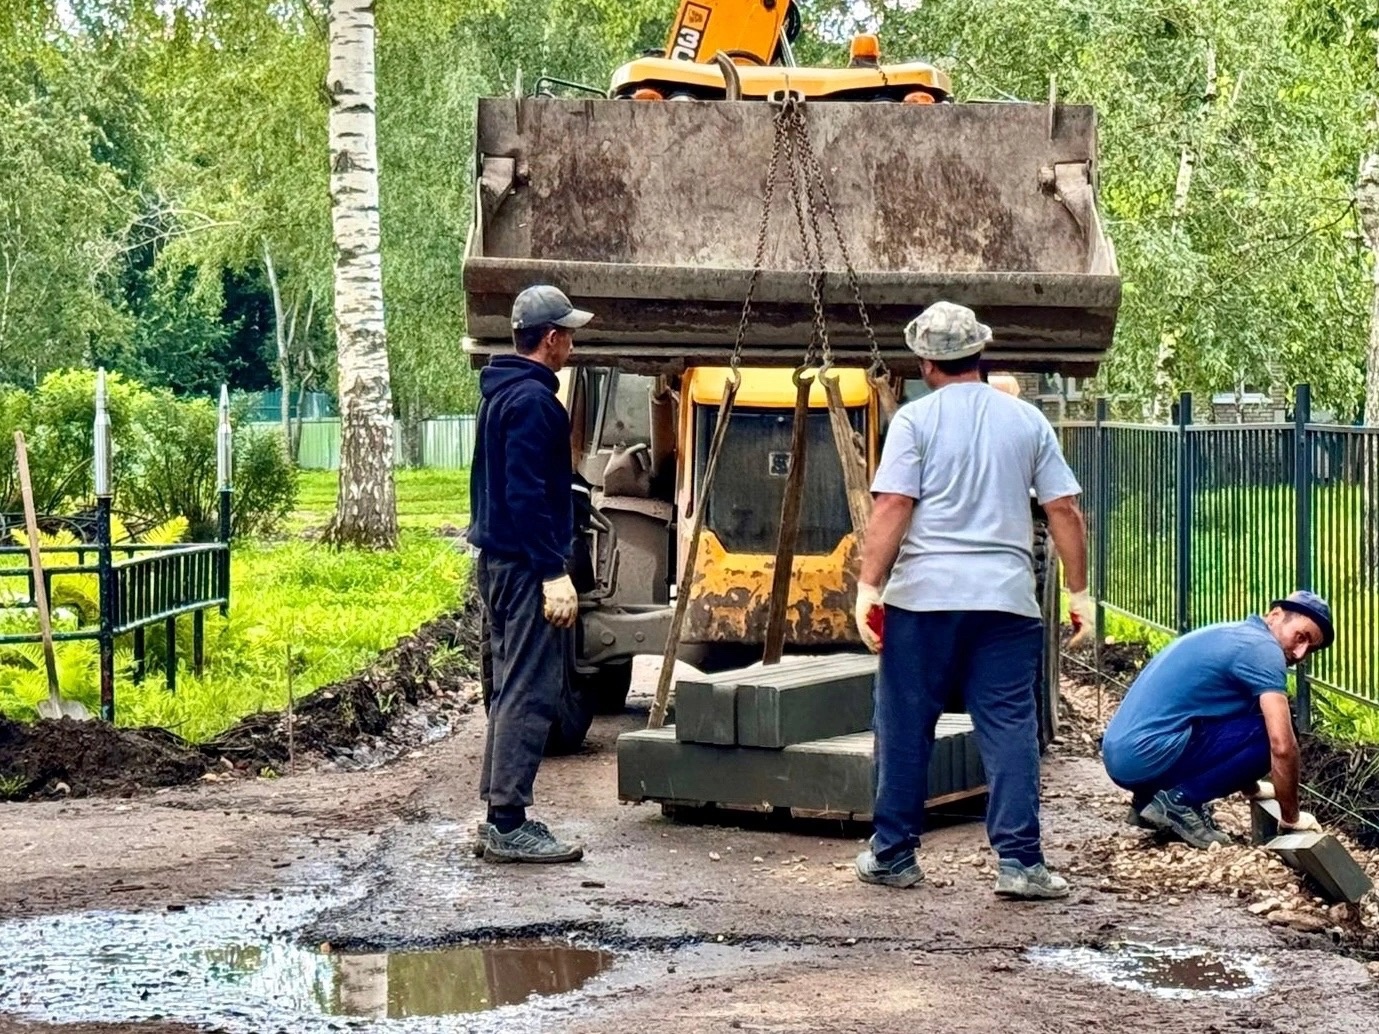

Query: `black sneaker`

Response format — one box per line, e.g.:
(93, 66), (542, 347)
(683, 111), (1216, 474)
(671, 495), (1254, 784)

(855, 841), (925, 888)
(1139, 790), (1230, 849)
(483, 820), (584, 864)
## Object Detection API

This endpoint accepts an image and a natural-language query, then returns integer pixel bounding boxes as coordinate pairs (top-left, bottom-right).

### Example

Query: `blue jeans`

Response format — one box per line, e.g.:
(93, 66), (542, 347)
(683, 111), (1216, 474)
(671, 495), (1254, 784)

(1120, 713), (1271, 808)
(872, 607), (1045, 867)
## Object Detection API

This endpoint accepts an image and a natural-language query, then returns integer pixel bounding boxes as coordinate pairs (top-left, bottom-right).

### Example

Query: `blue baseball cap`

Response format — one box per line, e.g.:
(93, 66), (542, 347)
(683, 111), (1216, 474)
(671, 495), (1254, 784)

(1270, 590), (1334, 650)
(511, 285), (594, 331)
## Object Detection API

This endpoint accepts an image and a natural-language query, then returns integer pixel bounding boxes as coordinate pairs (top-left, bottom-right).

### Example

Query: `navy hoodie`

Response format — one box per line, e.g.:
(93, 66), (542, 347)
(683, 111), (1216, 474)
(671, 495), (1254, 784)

(468, 356), (573, 578)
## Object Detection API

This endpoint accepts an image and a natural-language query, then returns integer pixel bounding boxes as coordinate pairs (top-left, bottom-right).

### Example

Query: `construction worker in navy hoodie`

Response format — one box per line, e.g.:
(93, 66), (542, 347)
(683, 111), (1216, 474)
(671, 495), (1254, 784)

(468, 285), (591, 864)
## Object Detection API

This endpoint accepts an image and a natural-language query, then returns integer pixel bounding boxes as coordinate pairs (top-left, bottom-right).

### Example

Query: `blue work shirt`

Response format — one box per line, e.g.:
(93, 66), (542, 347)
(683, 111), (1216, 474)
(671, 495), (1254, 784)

(1101, 616), (1288, 786)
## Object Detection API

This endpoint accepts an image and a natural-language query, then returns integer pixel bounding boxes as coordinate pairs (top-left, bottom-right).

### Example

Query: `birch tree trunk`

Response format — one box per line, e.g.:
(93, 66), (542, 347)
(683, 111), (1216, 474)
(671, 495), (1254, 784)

(323, 0), (398, 549)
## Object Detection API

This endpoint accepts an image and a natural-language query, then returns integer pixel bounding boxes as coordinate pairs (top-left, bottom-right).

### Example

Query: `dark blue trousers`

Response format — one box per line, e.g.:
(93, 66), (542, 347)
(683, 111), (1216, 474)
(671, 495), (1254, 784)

(477, 552), (571, 809)
(1121, 714), (1271, 808)
(872, 607), (1045, 867)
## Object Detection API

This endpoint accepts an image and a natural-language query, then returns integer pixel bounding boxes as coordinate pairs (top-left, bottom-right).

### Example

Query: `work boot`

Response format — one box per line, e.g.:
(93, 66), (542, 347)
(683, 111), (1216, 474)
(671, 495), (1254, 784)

(471, 821), (491, 857)
(994, 860), (1071, 900)
(1138, 790), (1230, 849)
(855, 840), (925, 889)
(483, 820), (584, 864)
(1197, 801), (1232, 841)
(1125, 792), (1157, 830)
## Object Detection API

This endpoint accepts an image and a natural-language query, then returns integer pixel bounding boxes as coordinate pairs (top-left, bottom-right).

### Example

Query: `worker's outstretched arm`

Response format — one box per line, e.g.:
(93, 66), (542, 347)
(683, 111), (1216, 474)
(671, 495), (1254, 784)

(1043, 493), (1092, 647)
(854, 492), (914, 652)
(860, 493), (915, 587)
(1042, 494), (1088, 593)
(1260, 691), (1303, 823)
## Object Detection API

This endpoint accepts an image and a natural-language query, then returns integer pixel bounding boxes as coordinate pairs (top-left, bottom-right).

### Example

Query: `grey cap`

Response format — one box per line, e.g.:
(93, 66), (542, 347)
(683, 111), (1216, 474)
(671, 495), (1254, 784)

(904, 301), (992, 360)
(511, 285), (594, 331)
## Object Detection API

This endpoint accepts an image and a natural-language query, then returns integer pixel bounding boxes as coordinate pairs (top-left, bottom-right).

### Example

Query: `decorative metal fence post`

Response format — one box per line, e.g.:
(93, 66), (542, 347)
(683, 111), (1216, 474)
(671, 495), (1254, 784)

(94, 369), (116, 723)
(1175, 392), (1194, 636)
(1293, 383), (1313, 731)
(217, 384), (233, 619)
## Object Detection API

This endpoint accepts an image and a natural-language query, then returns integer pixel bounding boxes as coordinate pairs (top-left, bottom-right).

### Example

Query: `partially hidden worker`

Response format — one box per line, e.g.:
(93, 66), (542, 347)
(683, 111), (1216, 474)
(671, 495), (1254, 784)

(467, 284), (591, 864)
(1102, 591), (1333, 848)
(851, 301), (1095, 899)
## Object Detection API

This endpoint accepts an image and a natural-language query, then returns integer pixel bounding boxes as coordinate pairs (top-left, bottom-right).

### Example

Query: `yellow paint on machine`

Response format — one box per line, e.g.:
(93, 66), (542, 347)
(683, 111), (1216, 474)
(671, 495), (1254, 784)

(689, 367), (873, 408)
(681, 531), (861, 647)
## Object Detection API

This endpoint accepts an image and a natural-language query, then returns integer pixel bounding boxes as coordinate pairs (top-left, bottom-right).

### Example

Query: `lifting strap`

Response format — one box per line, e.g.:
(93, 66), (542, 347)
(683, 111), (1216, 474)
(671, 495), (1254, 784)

(647, 371), (740, 729)
(761, 366), (815, 664)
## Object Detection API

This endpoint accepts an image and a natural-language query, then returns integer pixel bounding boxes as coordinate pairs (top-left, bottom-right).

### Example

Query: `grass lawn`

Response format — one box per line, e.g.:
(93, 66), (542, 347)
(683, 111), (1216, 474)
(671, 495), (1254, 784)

(0, 468), (472, 741)
(287, 468), (469, 534)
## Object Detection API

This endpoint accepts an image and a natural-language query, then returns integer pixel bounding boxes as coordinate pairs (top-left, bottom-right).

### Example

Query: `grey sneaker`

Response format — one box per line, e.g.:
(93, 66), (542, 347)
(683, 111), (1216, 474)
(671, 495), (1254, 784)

(1139, 790), (1230, 849)
(471, 821), (491, 857)
(483, 820), (584, 864)
(855, 842), (925, 888)
(994, 859), (1070, 899)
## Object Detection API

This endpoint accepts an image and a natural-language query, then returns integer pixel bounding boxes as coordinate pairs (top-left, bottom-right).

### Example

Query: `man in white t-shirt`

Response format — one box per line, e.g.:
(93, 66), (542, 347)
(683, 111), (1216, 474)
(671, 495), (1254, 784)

(852, 301), (1093, 899)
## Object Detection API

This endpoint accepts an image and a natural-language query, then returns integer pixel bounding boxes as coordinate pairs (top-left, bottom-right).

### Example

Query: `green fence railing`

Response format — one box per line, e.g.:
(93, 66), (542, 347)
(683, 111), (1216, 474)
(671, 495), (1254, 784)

(1060, 386), (1379, 725)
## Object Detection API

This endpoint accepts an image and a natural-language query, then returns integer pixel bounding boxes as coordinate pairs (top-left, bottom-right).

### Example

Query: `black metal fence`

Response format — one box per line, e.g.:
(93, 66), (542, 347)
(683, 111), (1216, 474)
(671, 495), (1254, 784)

(0, 375), (235, 721)
(1060, 385), (1379, 726)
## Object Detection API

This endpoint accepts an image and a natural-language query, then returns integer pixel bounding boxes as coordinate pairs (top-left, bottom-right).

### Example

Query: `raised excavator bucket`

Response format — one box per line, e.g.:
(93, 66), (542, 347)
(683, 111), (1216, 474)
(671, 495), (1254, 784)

(462, 96), (1120, 377)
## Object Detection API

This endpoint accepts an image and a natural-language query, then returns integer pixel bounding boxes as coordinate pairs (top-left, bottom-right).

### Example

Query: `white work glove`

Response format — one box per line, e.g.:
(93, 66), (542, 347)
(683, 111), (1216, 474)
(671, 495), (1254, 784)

(1067, 589), (1095, 649)
(855, 583), (883, 653)
(1248, 779), (1276, 801)
(542, 574), (578, 629)
(1279, 811), (1323, 833)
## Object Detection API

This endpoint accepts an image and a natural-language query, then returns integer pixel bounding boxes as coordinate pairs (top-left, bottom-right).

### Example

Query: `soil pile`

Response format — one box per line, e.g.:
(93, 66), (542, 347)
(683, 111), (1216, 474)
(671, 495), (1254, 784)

(0, 716), (207, 799)
(0, 589), (484, 801)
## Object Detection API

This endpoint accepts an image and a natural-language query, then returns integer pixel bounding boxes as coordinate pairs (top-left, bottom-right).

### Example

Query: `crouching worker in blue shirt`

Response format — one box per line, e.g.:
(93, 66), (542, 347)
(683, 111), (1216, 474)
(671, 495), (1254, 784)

(1102, 591), (1334, 848)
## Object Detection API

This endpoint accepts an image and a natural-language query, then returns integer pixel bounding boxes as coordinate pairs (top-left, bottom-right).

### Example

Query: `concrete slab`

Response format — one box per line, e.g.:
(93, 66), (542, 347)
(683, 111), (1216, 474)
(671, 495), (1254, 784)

(1250, 799), (1282, 845)
(675, 655), (877, 749)
(619, 715), (984, 819)
(1266, 832), (1374, 904)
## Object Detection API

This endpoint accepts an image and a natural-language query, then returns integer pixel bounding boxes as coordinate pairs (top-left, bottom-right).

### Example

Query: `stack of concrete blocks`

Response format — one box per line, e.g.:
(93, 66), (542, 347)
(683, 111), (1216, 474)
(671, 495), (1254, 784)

(617, 655), (988, 820)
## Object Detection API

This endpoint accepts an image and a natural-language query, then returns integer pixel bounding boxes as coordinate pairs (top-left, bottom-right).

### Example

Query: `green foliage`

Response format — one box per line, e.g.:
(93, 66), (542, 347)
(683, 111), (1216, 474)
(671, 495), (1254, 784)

(0, 16), (140, 382)
(0, 468), (470, 739)
(233, 426), (299, 538)
(0, 370), (297, 539)
(1313, 686), (1379, 744)
(846, 0), (1374, 417)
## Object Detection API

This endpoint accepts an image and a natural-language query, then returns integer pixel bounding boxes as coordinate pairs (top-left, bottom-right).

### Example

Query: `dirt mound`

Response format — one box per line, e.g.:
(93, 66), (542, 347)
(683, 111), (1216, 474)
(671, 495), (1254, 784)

(204, 599), (479, 771)
(0, 586), (484, 801)
(1302, 733), (1379, 850)
(0, 716), (207, 800)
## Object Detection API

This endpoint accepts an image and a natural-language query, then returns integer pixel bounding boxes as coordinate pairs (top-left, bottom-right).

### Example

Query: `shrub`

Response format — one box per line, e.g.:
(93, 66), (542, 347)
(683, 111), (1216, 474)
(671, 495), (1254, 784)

(232, 426), (298, 538)
(0, 370), (298, 539)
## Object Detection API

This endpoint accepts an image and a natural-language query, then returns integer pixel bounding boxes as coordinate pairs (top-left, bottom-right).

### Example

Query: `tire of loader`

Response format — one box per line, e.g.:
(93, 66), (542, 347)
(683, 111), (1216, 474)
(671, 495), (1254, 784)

(582, 658), (634, 715)
(479, 610), (595, 756)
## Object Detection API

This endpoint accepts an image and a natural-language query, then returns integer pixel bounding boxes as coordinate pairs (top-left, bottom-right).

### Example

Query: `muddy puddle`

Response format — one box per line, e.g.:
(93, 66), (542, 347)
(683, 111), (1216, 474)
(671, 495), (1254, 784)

(1027, 942), (1268, 999)
(0, 888), (617, 1032)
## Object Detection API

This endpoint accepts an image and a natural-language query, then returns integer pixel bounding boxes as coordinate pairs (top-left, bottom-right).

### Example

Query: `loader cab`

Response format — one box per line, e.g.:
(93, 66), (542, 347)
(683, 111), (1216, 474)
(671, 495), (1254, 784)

(676, 366), (876, 655)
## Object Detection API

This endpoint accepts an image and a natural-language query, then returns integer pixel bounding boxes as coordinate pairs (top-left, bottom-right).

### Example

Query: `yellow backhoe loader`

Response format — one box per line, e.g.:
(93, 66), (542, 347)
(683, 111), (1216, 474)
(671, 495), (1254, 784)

(463, 0), (1120, 756)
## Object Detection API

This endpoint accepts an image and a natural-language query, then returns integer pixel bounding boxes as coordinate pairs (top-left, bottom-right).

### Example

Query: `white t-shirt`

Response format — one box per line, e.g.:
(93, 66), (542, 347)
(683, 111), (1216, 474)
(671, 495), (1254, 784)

(870, 382), (1081, 618)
